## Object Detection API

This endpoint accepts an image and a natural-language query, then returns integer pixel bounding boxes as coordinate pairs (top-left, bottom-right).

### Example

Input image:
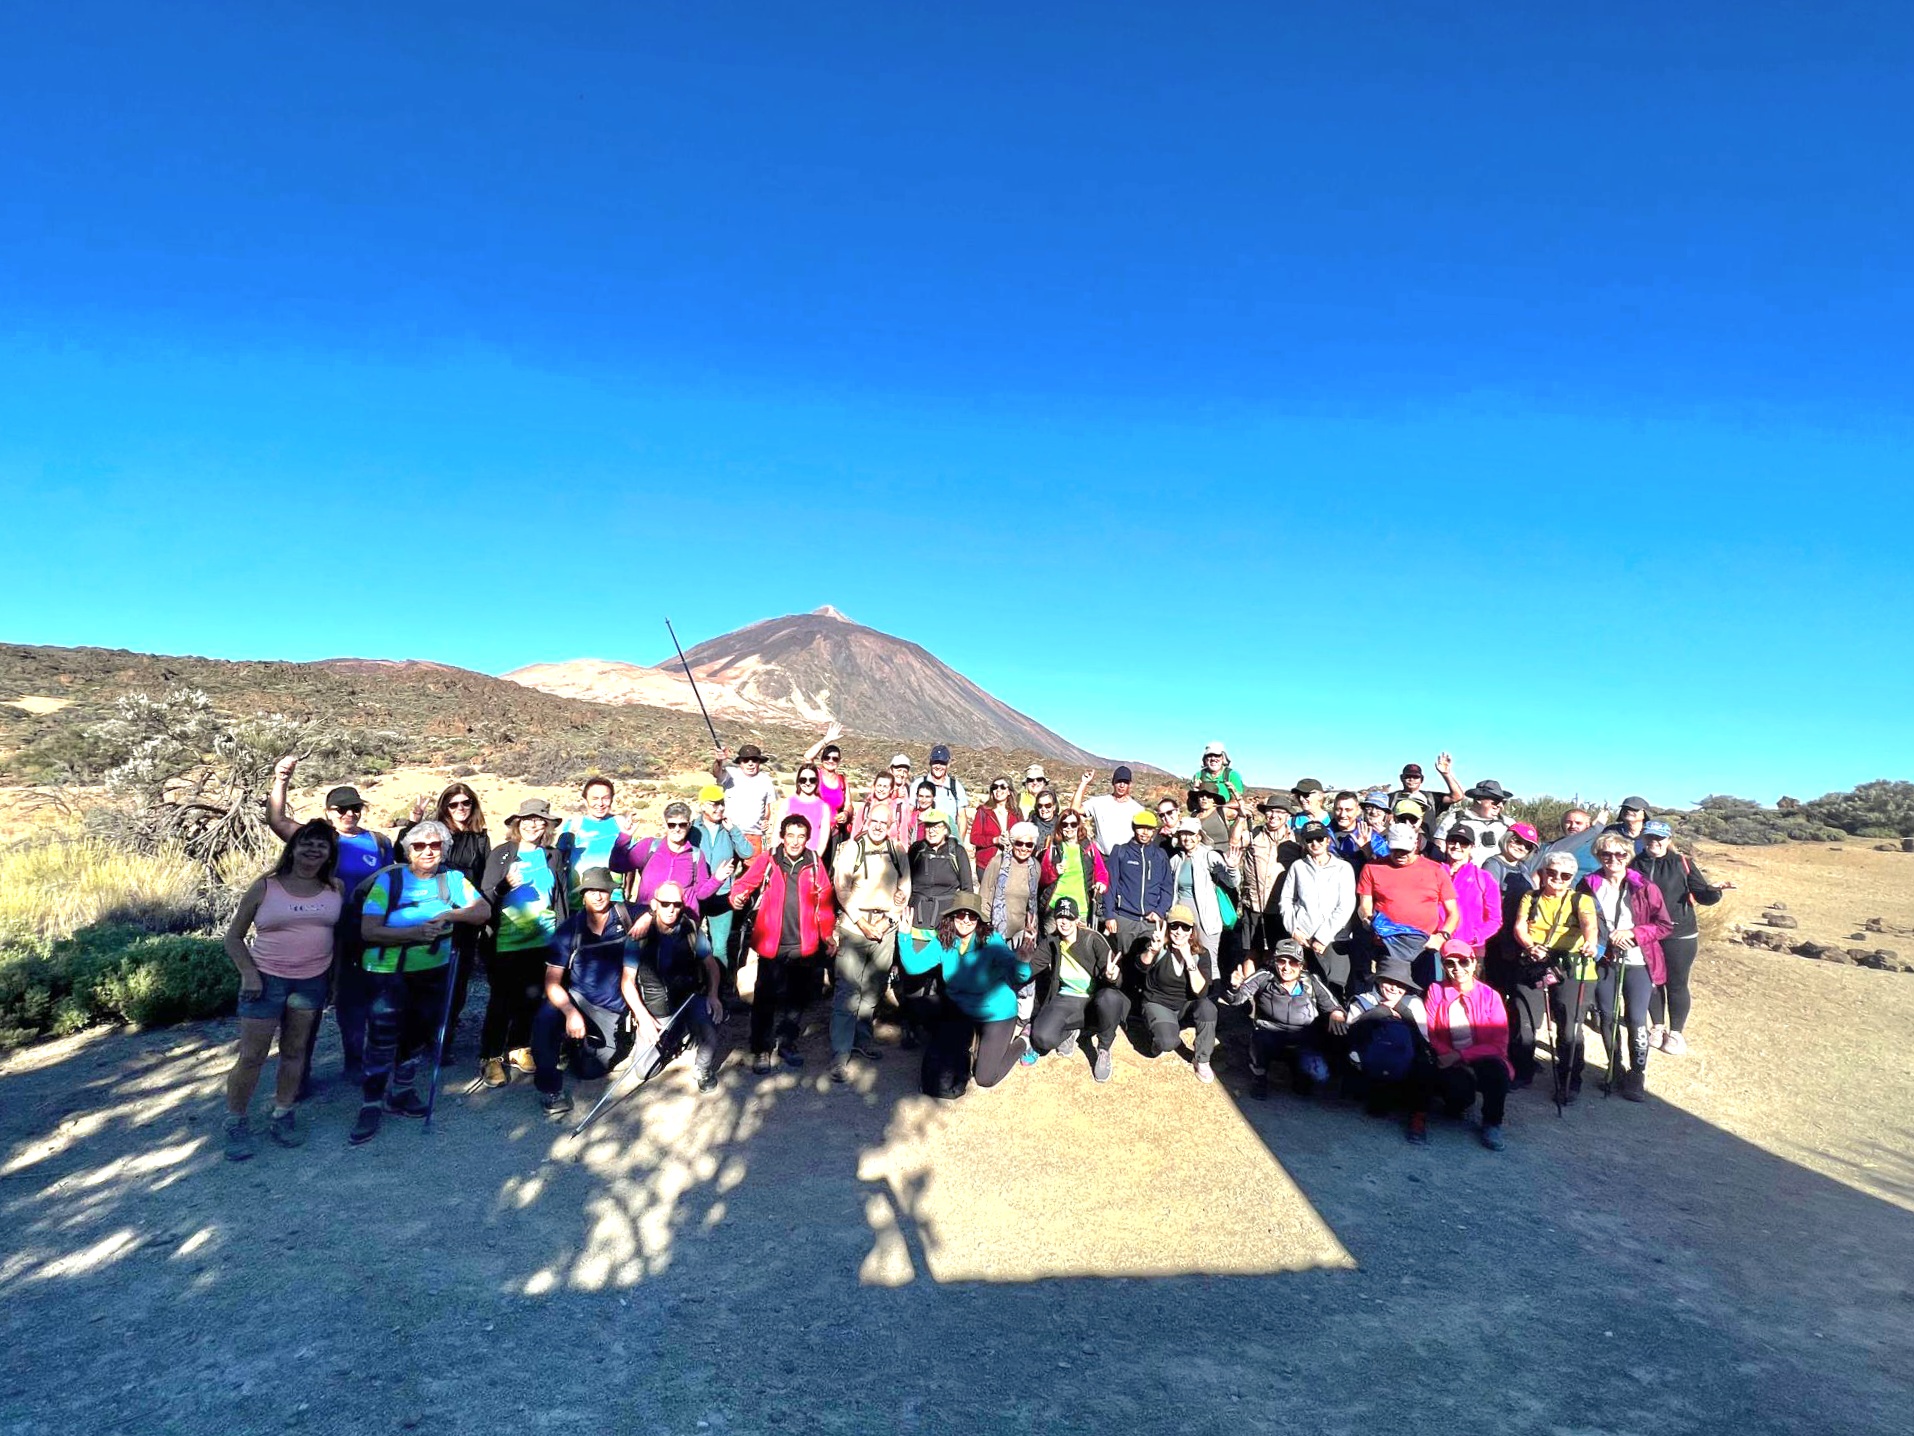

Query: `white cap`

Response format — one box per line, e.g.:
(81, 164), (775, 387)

(1025, 763), (1046, 780)
(1175, 817), (1203, 836)
(1203, 741), (1227, 758)
(890, 753), (911, 767)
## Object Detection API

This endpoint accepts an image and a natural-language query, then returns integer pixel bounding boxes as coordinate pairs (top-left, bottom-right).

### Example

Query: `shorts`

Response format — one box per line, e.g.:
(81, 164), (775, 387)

(239, 970), (330, 1022)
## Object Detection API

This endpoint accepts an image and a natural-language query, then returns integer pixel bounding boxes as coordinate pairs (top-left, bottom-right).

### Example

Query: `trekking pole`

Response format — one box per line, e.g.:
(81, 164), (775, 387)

(1602, 961), (1625, 1099)
(665, 618), (723, 752)
(569, 995), (697, 1141)
(422, 941), (462, 1130)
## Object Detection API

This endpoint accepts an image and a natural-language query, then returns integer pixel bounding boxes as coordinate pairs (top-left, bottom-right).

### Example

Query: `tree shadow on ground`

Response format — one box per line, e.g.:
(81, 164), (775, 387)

(2, 1004), (1912, 1436)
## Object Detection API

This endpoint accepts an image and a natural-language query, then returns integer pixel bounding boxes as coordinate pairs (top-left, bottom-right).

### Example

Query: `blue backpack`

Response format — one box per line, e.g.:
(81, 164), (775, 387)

(1353, 1019), (1417, 1083)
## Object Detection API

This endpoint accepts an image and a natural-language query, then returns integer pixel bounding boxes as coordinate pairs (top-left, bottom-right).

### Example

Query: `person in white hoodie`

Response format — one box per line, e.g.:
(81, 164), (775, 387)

(1277, 821), (1358, 997)
(1168, 819), (1239, 973)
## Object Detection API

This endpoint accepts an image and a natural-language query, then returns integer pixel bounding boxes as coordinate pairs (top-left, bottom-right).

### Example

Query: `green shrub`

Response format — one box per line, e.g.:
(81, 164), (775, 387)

(1673, 795), (1847, 846)
(1804, 781), (1914, 838)
(0, 922), (233, 1048)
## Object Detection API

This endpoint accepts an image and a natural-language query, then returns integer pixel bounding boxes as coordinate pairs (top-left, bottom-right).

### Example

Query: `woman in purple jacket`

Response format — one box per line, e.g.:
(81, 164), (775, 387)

(1581, 834), (1674, 1102)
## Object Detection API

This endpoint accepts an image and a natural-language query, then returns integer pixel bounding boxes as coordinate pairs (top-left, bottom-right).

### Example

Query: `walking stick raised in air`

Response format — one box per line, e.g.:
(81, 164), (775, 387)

(665, 618), (723, 753)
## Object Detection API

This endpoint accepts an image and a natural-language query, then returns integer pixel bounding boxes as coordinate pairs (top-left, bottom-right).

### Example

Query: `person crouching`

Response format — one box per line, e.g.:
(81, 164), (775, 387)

(531, 867), (641, 1118)
(1225, 937), (1346, 1100)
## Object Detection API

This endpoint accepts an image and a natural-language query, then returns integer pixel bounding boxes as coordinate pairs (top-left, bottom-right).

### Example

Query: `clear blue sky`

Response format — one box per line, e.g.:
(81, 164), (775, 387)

(4, 2), (1910, 806)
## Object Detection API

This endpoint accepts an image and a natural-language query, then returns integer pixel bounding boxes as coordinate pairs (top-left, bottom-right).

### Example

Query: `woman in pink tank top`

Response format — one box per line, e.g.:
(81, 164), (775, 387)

(219, 820), (345, 1159)
(780, 763), (837, 854)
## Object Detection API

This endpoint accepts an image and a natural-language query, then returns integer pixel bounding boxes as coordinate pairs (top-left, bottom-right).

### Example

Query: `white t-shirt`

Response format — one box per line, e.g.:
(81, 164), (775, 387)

(1083, 793), (1145, 855)
(1595, 879), (1641, 965)
(721, 767), (777, 835)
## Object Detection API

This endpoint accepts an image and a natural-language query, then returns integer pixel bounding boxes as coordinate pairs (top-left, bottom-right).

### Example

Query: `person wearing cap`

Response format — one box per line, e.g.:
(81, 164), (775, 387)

(923, 744), (968, 832)
(1432, 779), (1515, 866)
(1169, 817), (1239, 969)
(1191, 743), (1247, 803)
(1103, 811), (1175, 963)
(1392, 753), (1463, 817)
(1436, 824), (1503, 957)
(978, 820), (1043, 952)
(1389, 795), (1431, 846)
(906, 808), (975, 928)
(624, 880), (724, 1093)
(1277, 821), (1358, 995)
(710, 743), (777, 856)
(268, 755), (394, 1081)
(774, 762), (838, 856)
(730, 814), (838, 1072)
(829, 804), (911, 1081)
(1356, 823), (1461, 990)
(1424, 941), (1515, 1149)
(530, 868), (643, 1116)
(896, 891), (1032, 1098)
(888, 752), (915, 795)
(556, 777), (632, 905)
(1025, 897), (1130, 1082)
(1604, 795), (1654, 853)
(476, 799), (573, 1089)
(1631, 821), (1732, 1057)
(1137, 905), (1219, 1082)
(1513, 850), (1600, 1096)
(351, 820), (491, 1144)
(1018, 764), (1048, 817)
(1038, 807), (1108, 931)
(1287, 779), (1330, 833)
(1582, 832), (1675, 1101)
(1354, 792), (1394, 864)
(967, 774), (1020, 878)
(1344, 956), (1434, 1141)
(1087, 769), (1140, 861)
(691, 785), (752, 981)
(1239, 796), (1294, 951)
(1224, 938), (1345, 1100)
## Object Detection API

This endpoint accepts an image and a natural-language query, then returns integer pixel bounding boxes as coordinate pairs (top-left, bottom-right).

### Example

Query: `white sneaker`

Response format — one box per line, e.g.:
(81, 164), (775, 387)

(1661, 1030), (1689, 1057)
(1647, 1025), (1667, 1051)
(1194, 1060), (1215, 1084)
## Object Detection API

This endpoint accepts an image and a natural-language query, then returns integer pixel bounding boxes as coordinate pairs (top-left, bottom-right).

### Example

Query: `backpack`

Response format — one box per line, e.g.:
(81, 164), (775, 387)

(1352, 1018), (1416, 1083)
(346, 863), (451, 974)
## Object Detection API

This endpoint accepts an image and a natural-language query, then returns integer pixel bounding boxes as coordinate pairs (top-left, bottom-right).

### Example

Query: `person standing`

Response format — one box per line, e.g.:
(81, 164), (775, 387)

(800, 723), (850, 833)
(1632, 819), (1732, 1056)
(969, 775), (1020, 876)
(611, 802), (725, 913)
(711, 743), (778, 856)
(1287, 779), (1330, 832)
(730, 815), (837, 1073)
(923, 744), (969, 831)
(1038, 808), (1108, 930)
(1513, 853), (1600, 1099)
(1277, 822), (1358, 995)
(1393, 753), (1464, 817)
(1583, 835), (1674, 1101)
(776, 764), (838, 855)
(977, 821), (1043, 947)
(397, 784), (490, 1062)
(1239, 797), (1292, 952)
(1432, 780), (1515, 865)
(477, 799), (570, 1089)
(691, 785), (751, 980)
(829, 805), (909, 1082)
(1437, 824), (1503, 956)
(556, 777), (630, 902)
(1356, 823), (1461, 991)
(1102, 812), (1174, 963)
(1188, 780), (1232, 850)
(1168, 818), (1238, 967)
(906, 810), (975, 927)
(1018, 764), (1049, 817)
(1191, 742), (1247, 802)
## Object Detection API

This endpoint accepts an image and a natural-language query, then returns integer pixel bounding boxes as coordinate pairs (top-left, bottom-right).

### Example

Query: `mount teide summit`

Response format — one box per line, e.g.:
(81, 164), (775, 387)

(505, 607), (1105, 764)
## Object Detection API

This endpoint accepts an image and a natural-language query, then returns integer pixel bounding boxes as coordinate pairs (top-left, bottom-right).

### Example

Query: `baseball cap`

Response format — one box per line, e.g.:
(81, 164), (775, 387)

(1440, 938), (1477, 960)
(1203, 741), (1228, 758)
(1361, 791), (1390, 811)
(1166, 903), (1198, 927)
(929, 744), (951, 765)
(1444, 824), (1477, 846)
(1387, 822), (1420, 849)
(1299, 821), (1329, 841)
(325, 786), (366, 809)
(1643, 819), (1674, 839)
(1507, 822), (1540, 846)
(1052, 896), (1082, 921)
(1174, 817), (1202, 836)
(1291, 777), (1324, 795)
(1131, 811), (1159, 829)
(1620, 794), (1650, 813)
(1113, 765), (1133, 783)
(698, 784), (726, 804)
(891, 753), (912, 768)
(1401, 763), (1424, 778)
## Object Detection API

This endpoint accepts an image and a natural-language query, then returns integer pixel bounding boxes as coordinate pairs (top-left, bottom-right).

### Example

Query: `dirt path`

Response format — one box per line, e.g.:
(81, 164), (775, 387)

(3, 935), (1911, 1436)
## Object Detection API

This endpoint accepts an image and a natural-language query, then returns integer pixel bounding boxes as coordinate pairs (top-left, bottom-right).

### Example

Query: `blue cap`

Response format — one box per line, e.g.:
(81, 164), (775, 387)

(930, 744), (951, 765)
(1642, 819), (1673, 838)
(1361, 790), (1390, 810)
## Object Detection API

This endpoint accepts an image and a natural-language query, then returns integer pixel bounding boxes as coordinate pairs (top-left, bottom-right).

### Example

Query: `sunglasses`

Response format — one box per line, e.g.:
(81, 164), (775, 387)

(1443, 956), (1475, 968)
(798, 777), (818, 786)
(1059, 821), (1080, 830)
(990, 783), (1009, 792)
(1274, 956), (1304, 967)
(1544, 869), (1575, 879)
(445, 798), (473, 810)
(1012, 840), (1036, 849)
(951, 912), (979, 923)
(411, 841), (443, 851)
(665, 821), (690, 830)
(1599, 851), (1631, 861)
(822, 752), (840, 761)
(1168, 923), (1193, 933)
(333, 805), (363, 815)
(655, 899), (684, 909)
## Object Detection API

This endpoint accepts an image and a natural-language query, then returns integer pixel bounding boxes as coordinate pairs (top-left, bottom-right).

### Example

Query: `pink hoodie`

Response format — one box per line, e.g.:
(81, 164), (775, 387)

(1447, 860), (1504, 950)
(1425, 980), (1514, 1077)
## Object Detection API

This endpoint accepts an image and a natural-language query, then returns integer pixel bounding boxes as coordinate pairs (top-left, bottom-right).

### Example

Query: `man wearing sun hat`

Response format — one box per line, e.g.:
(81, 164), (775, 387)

(1433, 778), (1516, 865)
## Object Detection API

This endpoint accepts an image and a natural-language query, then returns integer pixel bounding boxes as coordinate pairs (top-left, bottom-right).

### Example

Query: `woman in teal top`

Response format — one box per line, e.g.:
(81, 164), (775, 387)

(478, 798), (570, 1088)
(896, 890), (1032, 1099)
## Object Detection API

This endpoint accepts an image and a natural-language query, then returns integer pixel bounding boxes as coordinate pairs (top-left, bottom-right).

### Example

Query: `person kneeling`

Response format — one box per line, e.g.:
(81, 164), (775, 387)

(1026, 897), (1132, 1084)
(1344, 958), (1435, 1142)
(896, 892), (1031, 1099)
(1136, 905), (1219, 1084)
(1424, 940), (1514, 1150)
(532, 867), (641, 1119)
(1225, 937), (1345, 1100)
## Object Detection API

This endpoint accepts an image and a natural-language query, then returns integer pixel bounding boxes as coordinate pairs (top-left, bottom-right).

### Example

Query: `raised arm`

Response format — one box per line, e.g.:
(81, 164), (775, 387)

(266, 754), (303, 841)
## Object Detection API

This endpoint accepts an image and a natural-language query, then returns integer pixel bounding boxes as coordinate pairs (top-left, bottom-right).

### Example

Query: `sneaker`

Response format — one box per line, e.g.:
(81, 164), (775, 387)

(830, 1054), (851, 1084)
(223, 1115), (256, 1162)
(480, 1057), (508, 1089)
(539, 1089), (574, 1120)
(1481, 1123), (1506, 1151)
(1249, 1070), (1269, 1101)
(1194, 1060), (1214, 1084)
(1661, 1030), (1689, 1057)
(852, 1036), (884, 1062)
(1406, 1112), (1429, 1145)
(695, 1064), (719, 1092)
(778, 1042), (805, 1070)
(348, 1103), (383, 1146)
(1092, 1047), (1113, 1084)
(1647, 1024), (1667, 1051)
(752, 1051), (776, 1075)
(1054, 1029), (1081, 1058)
(1019, 1048), (1041, 1068)
(384, 1088), (429, 1119)
(267, 1109), (306, 1149)
(506, 1047), (536, 1074)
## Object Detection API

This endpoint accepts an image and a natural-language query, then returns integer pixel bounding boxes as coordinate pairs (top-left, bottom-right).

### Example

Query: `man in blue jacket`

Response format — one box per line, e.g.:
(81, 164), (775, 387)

(1102, 811), (1174, 963)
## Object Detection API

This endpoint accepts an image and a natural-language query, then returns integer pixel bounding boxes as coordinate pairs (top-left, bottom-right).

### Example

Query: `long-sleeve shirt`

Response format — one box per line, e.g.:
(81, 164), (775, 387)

(1279, 854), (1357, 945)
(1105, 838), (1174, 922)
(609, 836), (723, 915)
(1446, 860), (1503, 949)
(896, 930), (1031, 1022)
(1424, 981), (1513, 1076)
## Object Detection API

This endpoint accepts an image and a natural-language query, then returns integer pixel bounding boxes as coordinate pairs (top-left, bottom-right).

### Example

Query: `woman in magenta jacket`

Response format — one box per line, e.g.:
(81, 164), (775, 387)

(1439, 824), (1503, 953)
(1581, 834), (1674, 1102)
(1424, 940), (1514, 1150)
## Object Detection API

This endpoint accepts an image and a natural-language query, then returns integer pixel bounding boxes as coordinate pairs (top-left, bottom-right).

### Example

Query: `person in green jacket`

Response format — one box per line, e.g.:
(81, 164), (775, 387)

(1191, 741), (1247, 803)
(896, 891), (1031, 1099)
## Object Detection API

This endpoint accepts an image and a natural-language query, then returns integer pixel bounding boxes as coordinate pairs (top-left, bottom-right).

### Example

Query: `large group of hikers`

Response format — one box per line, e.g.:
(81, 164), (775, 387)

(219, 730), (1732, 1159)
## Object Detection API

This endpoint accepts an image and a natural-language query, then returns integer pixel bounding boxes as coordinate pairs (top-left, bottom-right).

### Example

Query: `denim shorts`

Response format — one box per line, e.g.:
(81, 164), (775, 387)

(238, 970), (330, 1022)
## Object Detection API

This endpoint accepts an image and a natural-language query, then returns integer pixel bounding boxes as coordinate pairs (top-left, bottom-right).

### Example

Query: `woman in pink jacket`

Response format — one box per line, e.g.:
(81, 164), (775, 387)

(1424, 939), (1514, 1150)
(1582, 834), (1674, 1102)
(1439, 824), (1503, 953)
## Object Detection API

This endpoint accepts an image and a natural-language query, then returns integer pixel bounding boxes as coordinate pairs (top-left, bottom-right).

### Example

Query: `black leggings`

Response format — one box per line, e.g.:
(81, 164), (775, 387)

(1030, 988), (1131, 1054)
(362, 966), (450, 1103)
(750, 956), (822, 1054)
(1651, 934), (1699, 1031)
(1499, 980), (1550, 1085)
(923, 1007), (1025, 1098)
(481, 945), (552, 1060)
(1595, 962), (1654, 1073)
(1434, 1057), (1509, 1126)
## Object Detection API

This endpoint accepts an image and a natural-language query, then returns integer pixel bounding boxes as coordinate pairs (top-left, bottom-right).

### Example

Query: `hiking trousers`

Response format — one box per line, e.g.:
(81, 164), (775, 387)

(481, 944), (552, 1060)
(1434, 1057), (1510, 1126)
(922, 1007), (1024, 1099)
(1030, 988), (1131, 1055)
(831, 927), (895, 1057)
(1142, 996), (1218, 1063)
(530, 991), (631, 1096)
(361, 965), (449, 1104)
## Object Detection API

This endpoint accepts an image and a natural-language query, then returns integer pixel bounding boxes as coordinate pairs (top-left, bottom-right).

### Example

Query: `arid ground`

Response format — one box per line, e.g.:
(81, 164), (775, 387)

(2, 841), (1910, 1436)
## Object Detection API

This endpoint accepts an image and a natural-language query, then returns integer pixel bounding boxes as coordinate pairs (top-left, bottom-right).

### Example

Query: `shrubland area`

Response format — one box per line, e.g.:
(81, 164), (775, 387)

(1, 640), (1908, 1049)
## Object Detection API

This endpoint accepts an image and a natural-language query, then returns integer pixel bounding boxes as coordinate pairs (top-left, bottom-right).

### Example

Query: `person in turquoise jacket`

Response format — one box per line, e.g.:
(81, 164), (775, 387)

(896, 890), (1031, 1099)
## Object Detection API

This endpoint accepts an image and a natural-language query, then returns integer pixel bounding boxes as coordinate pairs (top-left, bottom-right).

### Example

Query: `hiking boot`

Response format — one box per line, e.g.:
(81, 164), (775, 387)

(752, 1051), (776, 1076)
(1481, 1124), (1506, 1151)
(695, 1063), (719, 1093)
(223, 1115), (256, 1162)
(1249, 1069), (1269, 1101)
(1660, 1030), (1689, 1057)
(506, 1047), (536, 1074)
(348, 1103), (383, 1146)
(852, 1035), (884, 1062)
(384, 1088), (429, 1119)
(266, 1109), (306, 1149)
(1619, 1068), (1648, 1102)
(480, 1057), (508, 1089)
(539, 1089), (574, 1120)
(830, 1054), (852, 1084)
(1406, 1112), (1429, 1145)
(1092, 1047), (1113, 1084)
(778, 1042), (804, 1070)
(1194, 1060), (1215, 1084)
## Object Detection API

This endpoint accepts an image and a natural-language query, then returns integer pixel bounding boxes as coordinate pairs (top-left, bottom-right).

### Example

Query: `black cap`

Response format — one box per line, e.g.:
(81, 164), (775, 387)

(325, 786), (365, 809)
(1300, 821), (1329, 841)
(930, 744), (951, 765)
(1113, 765), (1133, 783)
(1052, 896), (1081, 921)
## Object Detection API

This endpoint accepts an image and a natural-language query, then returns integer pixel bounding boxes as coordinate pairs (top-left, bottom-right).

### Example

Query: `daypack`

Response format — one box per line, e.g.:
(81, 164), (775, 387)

(1351, 1018), (1417, 1083)
(345, 863), (451, 974)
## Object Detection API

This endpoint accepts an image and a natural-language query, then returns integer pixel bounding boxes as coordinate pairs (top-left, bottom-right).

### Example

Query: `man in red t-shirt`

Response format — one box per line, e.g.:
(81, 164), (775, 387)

(1357, 823), (1461, 990)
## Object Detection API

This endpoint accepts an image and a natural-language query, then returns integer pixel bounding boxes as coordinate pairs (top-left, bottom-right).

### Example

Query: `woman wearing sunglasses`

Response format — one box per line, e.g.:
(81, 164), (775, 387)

(1038, 808), (1109, 932)
(774, 764), (837, 856)
(1137, 905), (1220, 1083)
(611, 801), (725, 913)
(799, 722), (850, 831)
(968, 776), (1019, 877)
(1424, 940), (1514, 1150)
(895, 891), (1032, 1098)
(1512, 855), (1599, 1099)
(1223, 937), (1345, 1100)
(1581, 835), (1674, 1101)
(477, 799), (571, 1090)
(396, 783), (490, 1061)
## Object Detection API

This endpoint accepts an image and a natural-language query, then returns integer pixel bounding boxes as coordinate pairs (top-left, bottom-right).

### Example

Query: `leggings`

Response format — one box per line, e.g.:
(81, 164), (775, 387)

(1651, 933), (1699, 1031)
(1434, 1057), (1510, 1126)
(1030, 988), (1132, 1054)
(1142, 996), (1218, 1063)
(750, 956), (821, 1054)
(480, 945), (552, 1060)
(362, 966), (450, 1103)
(922, 1008), (1025, 1098)
(1498, 979), (1550, 1085)
(1595, 962), (1654, 1074)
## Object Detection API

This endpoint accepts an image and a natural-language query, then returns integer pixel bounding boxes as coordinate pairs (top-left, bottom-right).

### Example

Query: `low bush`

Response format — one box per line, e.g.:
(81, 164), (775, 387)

(0, 923), (234, 1048)
(1673, 796), (1846, 846)
(0, 838), (206, 940)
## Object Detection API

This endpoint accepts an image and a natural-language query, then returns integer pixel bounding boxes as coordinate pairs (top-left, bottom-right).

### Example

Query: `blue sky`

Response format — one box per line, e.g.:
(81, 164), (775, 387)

(3, 2), (1910, 805)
